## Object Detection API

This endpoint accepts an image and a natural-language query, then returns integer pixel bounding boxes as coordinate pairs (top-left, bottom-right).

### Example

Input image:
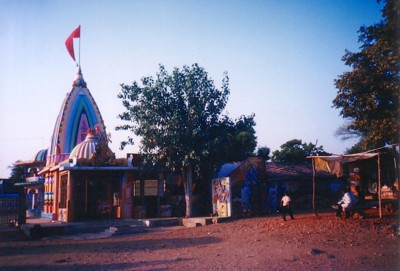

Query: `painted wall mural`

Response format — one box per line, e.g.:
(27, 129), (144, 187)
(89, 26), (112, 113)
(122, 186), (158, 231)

(212, 177), (231, 217)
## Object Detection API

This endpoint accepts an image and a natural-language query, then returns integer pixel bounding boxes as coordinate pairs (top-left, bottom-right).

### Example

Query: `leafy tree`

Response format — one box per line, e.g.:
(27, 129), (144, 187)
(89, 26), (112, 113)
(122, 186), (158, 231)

(9, 161), (25, 183)
(214, 114), (257, 163)
(344, 142), (364, 155)
(272, 139), (330, 163)
(257, 146), (271, 161)
(4, 161), (26, 192)
(333, 0), (400, 150)
(117, 64), (256, 217)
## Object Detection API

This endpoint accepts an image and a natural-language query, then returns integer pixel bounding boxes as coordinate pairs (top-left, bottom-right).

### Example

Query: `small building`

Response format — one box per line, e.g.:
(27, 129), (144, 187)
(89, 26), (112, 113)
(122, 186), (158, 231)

(216, 157), (267, 216)
(14, 149), (48, 217)
(265, 162), (340, 211)
(217, 157), (338, 217)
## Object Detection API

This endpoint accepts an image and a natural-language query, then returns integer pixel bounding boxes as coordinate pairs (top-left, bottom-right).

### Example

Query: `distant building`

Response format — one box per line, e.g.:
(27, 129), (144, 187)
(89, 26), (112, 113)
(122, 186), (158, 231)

(14, 149), (47, 216)
(217, 157), (338, 216)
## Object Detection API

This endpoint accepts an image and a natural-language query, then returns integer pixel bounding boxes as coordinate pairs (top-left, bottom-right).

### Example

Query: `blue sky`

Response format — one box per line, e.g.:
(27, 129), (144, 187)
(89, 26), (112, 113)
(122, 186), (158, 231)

(0, 0), (383, 177)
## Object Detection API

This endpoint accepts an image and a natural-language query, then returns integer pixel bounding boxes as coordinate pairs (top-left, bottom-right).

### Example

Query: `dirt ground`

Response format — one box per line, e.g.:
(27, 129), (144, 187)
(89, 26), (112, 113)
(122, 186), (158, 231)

(0, 210), (399, 271)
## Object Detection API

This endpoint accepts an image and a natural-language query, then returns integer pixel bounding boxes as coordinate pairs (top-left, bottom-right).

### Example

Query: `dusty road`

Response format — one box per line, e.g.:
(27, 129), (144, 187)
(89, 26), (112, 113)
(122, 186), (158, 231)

(0, 211), (399, 271)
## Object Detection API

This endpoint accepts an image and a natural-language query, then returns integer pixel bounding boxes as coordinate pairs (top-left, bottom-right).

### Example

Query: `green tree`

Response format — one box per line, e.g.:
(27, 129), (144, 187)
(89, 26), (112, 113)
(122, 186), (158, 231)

(344, 142), (364, 155)
(117, 64), (256, 217)
(272, 139), (330, 163)
(215, 114), (257, 163)
(5, 161), (26, 192)
(333, 0), (400, 150)
(257, 146), (271, 161)
(9, 161), (25, 182)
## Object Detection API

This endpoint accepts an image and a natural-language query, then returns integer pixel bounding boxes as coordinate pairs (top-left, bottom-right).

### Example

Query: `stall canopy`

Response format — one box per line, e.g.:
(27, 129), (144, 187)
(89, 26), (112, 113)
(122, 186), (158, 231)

(312, 153), (379, 178)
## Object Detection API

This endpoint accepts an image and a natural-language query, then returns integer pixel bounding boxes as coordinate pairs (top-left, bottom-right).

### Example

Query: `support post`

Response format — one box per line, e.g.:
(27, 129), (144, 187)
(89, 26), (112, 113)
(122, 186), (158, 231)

(18, 186), (26, 225)
(312, 158), (318, 218)
(378, 154), (382, 219)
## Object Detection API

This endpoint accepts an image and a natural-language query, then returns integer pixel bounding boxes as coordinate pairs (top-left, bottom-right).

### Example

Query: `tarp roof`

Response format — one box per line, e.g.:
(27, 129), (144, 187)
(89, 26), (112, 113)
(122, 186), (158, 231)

(308, 153), (380, 177)
(308, 153), (378, 163)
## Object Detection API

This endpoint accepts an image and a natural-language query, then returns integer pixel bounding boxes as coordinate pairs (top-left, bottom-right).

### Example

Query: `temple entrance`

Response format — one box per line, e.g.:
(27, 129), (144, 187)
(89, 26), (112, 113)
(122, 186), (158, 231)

(72, 171), (122, 221)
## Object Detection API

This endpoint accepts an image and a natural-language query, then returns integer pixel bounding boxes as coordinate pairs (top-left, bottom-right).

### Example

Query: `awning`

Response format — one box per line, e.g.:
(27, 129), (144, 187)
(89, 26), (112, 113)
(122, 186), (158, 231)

(308, 153), (379, 177)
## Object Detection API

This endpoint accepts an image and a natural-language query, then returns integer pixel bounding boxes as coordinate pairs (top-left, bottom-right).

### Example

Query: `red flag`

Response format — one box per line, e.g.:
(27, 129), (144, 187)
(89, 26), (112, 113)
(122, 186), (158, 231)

(65, 25), (80, 62)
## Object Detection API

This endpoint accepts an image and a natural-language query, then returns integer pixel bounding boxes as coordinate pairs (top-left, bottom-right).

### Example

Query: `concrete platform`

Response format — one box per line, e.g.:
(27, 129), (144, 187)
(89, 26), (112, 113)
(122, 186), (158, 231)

(19, 216), (231, 238)
(181, 216), (231, 227)
(20, 218), (150, 238)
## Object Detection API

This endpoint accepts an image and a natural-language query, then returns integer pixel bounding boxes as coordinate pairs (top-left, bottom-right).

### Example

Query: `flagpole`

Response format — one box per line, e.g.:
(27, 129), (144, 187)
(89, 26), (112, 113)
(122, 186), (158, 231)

(79, 25), (81, 67)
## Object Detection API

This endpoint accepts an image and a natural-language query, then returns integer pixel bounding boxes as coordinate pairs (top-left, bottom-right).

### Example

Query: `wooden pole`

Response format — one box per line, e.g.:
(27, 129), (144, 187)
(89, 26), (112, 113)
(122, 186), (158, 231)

(157, 172), (164, 217)
(312, 158), (318, 218)
(393, 146), (400, 189)
(378, 154), (382, 219)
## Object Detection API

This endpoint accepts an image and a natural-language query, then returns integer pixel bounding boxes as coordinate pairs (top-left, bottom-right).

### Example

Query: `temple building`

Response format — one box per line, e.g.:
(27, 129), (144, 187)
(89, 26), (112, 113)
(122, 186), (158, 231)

(19, 68), (141, 222)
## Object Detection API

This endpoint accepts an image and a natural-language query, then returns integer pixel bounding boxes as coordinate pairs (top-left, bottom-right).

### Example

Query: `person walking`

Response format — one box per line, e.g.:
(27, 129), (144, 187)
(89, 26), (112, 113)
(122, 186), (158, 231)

(280, 191), (294, 221)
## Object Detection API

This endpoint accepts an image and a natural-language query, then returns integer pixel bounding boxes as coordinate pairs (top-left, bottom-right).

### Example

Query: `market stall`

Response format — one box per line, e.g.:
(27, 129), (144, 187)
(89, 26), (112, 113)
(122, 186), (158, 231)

(308, 144), (399, 218)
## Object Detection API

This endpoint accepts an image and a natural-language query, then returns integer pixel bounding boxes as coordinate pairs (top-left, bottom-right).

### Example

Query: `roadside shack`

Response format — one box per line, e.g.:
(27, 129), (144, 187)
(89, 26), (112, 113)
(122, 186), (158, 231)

(308, 144), (399, 218)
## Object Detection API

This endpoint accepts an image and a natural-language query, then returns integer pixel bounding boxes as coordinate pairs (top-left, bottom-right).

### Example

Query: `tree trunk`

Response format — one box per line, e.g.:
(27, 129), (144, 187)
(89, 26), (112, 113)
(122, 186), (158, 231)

(183, 165), (193, 217)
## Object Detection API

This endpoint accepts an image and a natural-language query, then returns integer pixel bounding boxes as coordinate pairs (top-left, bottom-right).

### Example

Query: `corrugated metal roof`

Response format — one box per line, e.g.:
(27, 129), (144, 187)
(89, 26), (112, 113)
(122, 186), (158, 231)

(218, 159), (336, 181)
(265, 162), (335, 180)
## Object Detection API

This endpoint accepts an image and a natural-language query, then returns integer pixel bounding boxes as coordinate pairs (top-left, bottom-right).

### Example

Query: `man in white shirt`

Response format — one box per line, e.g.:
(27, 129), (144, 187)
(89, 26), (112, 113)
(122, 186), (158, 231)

(336, 188), (357, 218)
(280, 191), (294, 221)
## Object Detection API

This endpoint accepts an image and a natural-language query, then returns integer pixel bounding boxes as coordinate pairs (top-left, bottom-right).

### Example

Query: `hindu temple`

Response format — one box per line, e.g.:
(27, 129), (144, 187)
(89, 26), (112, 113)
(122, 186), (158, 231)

(17, 68), (141, 222)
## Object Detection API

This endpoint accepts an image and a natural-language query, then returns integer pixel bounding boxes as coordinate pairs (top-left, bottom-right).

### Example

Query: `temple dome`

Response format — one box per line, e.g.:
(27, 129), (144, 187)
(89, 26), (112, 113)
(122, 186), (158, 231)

(32, 149), (48, 162)
(69, 130), (100, 159)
